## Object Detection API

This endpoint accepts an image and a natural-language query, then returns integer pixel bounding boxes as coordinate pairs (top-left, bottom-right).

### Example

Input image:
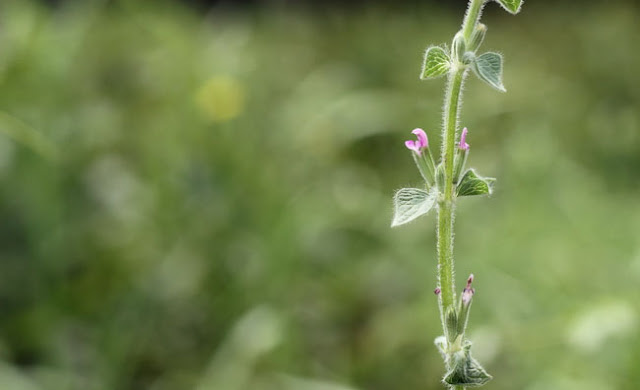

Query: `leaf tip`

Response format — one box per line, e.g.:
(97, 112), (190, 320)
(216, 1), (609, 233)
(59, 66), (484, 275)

(495, 0), (523, 14)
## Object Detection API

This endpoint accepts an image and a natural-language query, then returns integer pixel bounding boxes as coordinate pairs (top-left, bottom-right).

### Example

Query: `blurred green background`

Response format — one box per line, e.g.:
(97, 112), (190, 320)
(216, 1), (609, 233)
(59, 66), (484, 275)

(0, 0), (639, 389)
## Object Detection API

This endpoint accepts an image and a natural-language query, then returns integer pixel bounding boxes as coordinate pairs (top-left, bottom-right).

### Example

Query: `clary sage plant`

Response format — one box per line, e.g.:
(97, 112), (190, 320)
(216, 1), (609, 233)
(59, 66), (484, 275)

(391, 0), (523, 388)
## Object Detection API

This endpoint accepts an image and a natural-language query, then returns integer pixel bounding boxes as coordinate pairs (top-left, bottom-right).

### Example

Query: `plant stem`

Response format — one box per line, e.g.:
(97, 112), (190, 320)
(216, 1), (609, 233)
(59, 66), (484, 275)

(437, 68), (463, 316)
(438, 0), (486, 372)
(439, 70), (463, 386)
(462, 0), (486, 40)
(436, 1), (486, 389)
(438, 0), (485, 328)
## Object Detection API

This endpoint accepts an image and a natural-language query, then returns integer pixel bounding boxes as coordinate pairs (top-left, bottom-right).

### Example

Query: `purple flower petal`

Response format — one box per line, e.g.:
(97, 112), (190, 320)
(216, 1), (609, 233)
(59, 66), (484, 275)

(411, 128), (429, 148)
(458, 127), (470, 150)
(405, 140), (420, 153)
(405, 128), (429, 154)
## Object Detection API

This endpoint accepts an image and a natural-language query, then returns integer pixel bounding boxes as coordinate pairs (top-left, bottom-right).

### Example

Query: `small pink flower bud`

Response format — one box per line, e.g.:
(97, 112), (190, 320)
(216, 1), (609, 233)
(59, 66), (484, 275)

(405, 128), (429, 154)
(458, 127), (469, 151)
(462, 273), (475, 306)
(462, 287), (474, 306)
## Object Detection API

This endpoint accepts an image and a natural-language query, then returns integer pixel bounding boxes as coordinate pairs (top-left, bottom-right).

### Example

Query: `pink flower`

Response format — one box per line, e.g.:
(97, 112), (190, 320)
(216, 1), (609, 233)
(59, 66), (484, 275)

(458, 127), (469, 151)
(462, 273), (475, 306)
(405, 128), (429, 154)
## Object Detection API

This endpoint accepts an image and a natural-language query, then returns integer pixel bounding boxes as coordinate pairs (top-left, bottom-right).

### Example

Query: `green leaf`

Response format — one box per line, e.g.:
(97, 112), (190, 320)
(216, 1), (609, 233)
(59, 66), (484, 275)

(456, 169), (495, 197)
(443, 340), (492, 388)
(420, 46), (450, 80)
(443, 354), (492, 387)
(391, 188), (436, 227)
(494, 0), (523, 14)
(444, 306), (459, 342)
(472, 52), (506, 92)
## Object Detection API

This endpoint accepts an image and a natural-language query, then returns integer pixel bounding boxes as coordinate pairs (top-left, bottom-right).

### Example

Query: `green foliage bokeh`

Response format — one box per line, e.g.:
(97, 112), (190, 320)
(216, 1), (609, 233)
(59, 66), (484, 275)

(0, 0), (639, 389)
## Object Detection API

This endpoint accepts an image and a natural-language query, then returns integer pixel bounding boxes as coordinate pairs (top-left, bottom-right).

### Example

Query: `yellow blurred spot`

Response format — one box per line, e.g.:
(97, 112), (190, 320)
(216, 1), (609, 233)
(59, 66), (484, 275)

(195, 76), (245, 123)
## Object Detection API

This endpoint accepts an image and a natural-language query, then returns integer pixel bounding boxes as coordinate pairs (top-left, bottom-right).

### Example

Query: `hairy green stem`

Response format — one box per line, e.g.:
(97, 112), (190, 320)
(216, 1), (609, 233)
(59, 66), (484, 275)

(437, 0), (486, 389)
(437, 69), (463, 313)
(462, 0), (486, 40)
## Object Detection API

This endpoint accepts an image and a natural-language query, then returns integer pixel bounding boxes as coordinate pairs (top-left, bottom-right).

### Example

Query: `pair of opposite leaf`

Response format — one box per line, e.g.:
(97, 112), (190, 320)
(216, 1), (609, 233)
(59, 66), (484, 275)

(391, 169), (494, 228)
(421, 45), (505, 92)
(421, 0), (524, 91)
(435, 336), (492, 388)
(391, 128), (495, 228)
